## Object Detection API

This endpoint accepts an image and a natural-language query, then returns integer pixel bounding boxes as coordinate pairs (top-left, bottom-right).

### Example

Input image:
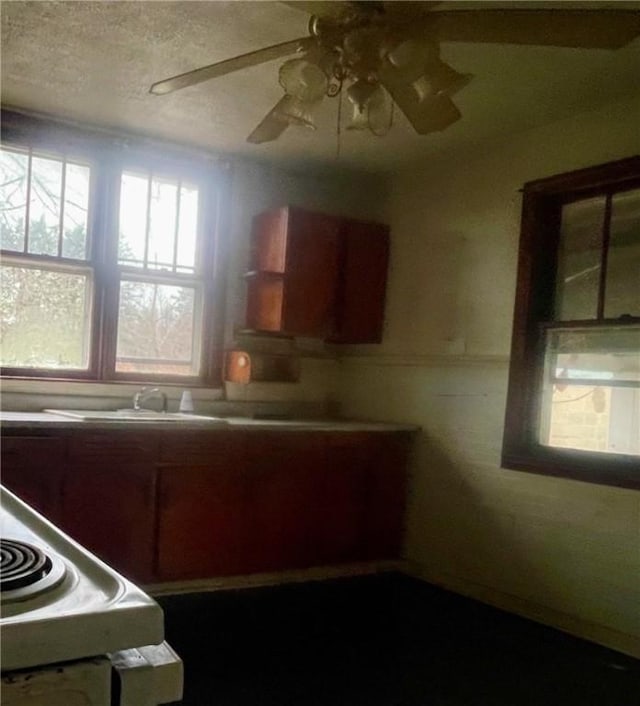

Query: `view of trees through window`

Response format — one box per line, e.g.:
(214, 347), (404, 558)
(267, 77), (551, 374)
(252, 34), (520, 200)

(1, 148), (92, 369)
(115, 171), (201, 375)
(1, 138), (214, 381)
(116, 280), (198, 376)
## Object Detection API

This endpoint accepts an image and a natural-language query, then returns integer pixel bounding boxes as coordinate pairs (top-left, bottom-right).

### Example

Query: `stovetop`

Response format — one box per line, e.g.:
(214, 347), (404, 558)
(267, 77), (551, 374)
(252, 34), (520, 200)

(0, 486), (164, 672)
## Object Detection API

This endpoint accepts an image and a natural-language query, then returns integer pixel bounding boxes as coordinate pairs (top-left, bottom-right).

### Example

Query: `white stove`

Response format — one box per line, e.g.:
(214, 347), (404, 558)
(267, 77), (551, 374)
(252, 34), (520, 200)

(0, 486), (183, 705)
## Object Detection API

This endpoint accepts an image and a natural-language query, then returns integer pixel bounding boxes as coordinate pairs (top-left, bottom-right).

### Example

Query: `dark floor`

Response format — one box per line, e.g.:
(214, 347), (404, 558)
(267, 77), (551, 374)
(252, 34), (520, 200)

(157, 572), (640, 706)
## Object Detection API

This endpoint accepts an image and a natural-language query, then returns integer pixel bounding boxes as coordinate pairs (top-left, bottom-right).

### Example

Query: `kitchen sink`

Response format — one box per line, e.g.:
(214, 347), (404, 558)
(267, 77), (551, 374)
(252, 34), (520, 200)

(44, 409), (228, 424)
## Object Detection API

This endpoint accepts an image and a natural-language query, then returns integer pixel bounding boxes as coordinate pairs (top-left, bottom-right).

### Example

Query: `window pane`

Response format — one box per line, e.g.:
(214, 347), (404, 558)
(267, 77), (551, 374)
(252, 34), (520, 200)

(177, 185), (198, 272)
(540, 327), (640, 455)
(148, 178), (177, 270)
(0, 149), (28, 252)
(62, 162), (90, 259)
(555, 196), (605, 321)
(0, 263), (92, 369)
(116, 279), (199, 376)
(29, 156), (63, 256)
(118, 172), (148, 265)
(542, 384), (640, 455)
(604, 188), (640, 318)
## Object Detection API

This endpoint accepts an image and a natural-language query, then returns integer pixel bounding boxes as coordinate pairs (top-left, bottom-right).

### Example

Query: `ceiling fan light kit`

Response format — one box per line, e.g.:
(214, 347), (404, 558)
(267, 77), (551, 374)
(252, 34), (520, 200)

(148, 2), (640, 145)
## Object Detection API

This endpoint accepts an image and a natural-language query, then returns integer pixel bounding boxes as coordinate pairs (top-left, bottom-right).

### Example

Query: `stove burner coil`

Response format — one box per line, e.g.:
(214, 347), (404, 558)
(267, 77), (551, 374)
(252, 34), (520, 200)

(1, 539), (53, 591)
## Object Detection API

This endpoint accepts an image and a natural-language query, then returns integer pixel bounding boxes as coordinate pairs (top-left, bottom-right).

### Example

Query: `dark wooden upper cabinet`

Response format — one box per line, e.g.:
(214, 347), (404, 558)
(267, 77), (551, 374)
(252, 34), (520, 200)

(245, 206), (389, 343)
(329, 218), (389, 344)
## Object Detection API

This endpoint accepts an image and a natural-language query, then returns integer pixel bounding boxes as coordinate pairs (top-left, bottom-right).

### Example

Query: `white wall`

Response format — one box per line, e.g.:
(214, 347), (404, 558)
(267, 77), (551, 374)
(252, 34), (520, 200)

(335, 96), (640, 656)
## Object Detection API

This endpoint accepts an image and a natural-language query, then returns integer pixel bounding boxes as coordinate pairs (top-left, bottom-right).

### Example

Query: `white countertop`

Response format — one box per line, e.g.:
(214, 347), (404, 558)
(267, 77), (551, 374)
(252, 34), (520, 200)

(0, 411), (417, 433)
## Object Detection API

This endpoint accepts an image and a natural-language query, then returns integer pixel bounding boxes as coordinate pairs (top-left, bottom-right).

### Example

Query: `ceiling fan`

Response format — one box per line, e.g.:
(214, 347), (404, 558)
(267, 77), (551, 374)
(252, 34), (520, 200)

(149, 2), (640, 143)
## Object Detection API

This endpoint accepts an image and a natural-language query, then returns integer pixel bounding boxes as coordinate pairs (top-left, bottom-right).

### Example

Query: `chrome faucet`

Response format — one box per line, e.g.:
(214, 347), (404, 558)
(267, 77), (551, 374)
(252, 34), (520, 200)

(133, 387), (167, 413)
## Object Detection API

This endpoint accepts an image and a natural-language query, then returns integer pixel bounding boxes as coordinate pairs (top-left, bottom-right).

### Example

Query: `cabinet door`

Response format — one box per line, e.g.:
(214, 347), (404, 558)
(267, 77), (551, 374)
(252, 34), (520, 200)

(61, 462), (157, 583)
(245, 208), (340, 336)
(245, 275), (285, 332)
(1, 437), (65, 522)
(243, 431), (323, 573)
(330, 219), (389, 343)
(362, 433), (410, 560)
(311, 433), (370, 565)
(156, 433), (248, 580)
(250, 207), (288, 272)
(284, 208), (341, 336)
(60, 430), (159, 582)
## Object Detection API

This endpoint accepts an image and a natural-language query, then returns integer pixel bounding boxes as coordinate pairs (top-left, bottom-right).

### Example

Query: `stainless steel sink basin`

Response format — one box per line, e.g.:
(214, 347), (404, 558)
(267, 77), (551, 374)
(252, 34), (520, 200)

(44, 409), (228, 424)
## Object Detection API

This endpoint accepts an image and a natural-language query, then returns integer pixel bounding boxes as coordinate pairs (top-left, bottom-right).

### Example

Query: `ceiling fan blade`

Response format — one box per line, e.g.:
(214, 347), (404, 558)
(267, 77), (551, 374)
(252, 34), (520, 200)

(247, 98), (291, 144)
(382, 2), (441, 18)
(380, 73), (461, 134)
(280, 2), (348, 17)
(431, 9), (640, 49)
(150, 37), (315, 95)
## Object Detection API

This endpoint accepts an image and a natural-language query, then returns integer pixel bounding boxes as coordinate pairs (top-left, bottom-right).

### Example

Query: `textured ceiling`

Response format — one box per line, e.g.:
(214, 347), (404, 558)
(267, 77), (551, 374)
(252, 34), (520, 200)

(2, 1), (640, 173)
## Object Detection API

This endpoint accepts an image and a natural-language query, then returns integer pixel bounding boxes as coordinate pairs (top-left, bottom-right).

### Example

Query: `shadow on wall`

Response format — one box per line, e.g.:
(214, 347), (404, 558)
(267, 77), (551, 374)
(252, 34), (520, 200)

(405, 428), (640, 654)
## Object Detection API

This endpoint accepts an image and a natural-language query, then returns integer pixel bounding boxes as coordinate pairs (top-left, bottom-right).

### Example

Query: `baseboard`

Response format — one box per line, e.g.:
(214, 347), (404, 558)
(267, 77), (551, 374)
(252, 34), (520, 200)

(145, 560), (404, 597)
(404, 560), (640, 660)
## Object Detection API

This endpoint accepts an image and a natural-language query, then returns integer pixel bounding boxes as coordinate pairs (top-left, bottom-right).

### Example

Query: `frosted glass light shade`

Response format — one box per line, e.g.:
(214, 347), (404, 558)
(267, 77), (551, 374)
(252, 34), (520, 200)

(346, 84), (391, 135)
(279, 59), (327, 102)
(274, 95), (317, 129)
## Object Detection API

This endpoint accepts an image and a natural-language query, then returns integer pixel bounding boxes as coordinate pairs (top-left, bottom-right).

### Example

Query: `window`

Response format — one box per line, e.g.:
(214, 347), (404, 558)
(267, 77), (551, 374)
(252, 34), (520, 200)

(1, 148), (93, 371)
(1, 115), (225, 384)
(115, 171), (203, 377)
(503, 157), (640, 489)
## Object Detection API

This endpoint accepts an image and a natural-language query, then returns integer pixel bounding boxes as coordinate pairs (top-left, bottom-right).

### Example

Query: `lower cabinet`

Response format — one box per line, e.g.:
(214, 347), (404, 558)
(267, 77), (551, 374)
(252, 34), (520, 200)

(155, 430), (410, 581)
(2, 428), (411, 583)
(1, 437), (66, 523)
(60, 462), (157, 584)
(156, 433), (248, 580)
(314, 434), (369, 566)
(243, 431), (326, 573)
(363, 433), (409, 560)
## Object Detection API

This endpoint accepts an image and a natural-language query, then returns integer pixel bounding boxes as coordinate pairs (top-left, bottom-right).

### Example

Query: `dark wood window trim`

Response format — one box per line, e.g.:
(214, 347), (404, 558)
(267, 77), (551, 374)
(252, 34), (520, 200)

(0, 110), (229, 386)
(502, 156), (640, 490)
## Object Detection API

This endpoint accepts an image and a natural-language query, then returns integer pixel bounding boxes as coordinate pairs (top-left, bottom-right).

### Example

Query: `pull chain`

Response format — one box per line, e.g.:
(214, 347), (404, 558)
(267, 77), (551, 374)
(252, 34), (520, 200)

(336, 85), (343, 160)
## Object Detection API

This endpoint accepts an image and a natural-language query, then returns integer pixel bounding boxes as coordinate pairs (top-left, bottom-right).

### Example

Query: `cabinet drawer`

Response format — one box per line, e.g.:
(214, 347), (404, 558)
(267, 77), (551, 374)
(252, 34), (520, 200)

(68, 431), (158, 462)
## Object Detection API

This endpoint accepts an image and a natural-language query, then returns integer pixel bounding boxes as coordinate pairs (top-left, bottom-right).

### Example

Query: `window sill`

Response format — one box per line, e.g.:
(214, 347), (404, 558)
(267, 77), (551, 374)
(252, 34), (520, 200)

(502, 445), (640, 490)
(0, 376), (224, 411)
